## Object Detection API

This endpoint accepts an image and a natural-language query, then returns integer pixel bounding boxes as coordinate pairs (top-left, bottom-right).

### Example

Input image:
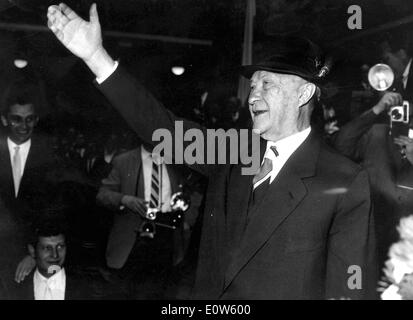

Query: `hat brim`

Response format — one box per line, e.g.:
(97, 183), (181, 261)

(240, 63), (319, 83)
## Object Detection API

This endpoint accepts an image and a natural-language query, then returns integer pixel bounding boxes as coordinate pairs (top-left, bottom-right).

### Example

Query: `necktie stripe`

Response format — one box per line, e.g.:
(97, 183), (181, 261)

(252, 146), (278, 188)
(150, 157), (161, 208)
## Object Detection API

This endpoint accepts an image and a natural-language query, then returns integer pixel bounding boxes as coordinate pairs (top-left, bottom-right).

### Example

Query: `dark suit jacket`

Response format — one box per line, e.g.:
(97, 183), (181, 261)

(10, 269), (94, 300)
(0, 134), (61, 225)
(96, 147), (197, 269)
(96, 66), (376, 299)
(333, 109), (413, 267)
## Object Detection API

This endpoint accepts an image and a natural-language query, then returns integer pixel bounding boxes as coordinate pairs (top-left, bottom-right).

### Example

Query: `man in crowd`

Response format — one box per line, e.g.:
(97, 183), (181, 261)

(96, 143), (199, 299)
(10, 214), (95, 300)
(0, 78), (63, 292)
(333, 32), (413, 271)
(47, 3), (376, 299)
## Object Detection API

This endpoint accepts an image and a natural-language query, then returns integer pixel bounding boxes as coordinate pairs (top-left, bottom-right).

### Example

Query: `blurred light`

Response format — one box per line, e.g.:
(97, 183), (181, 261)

(171, 66), (185, 76)
(14, 59), (28, 68)
(323, 187), (348, 195)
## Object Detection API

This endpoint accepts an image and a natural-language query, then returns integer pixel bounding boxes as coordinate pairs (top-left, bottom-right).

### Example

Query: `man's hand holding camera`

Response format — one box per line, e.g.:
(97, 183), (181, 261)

(120, 195), (148, 216)
(372, 92), (403, 115)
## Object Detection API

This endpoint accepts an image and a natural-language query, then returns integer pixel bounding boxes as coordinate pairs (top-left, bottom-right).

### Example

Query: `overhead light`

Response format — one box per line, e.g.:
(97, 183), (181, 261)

(14, 59), (28, 68)
(171, 66), (185, 76)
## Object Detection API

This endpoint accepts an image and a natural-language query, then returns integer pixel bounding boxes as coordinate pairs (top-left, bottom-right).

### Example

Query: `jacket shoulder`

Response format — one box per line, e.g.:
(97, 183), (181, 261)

(318, 141), (365, 178)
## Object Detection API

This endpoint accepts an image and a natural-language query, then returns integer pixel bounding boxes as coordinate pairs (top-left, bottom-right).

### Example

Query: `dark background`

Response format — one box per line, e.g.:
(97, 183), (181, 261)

(0, 0), (413, 129)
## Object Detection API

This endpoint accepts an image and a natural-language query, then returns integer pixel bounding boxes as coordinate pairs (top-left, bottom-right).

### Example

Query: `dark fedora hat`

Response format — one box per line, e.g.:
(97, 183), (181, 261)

(240, 37), (330, 83)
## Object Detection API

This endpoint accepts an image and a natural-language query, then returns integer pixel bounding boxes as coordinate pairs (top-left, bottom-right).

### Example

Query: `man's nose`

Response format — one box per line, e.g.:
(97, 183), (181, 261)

(51, 248), (59, 259)
(20, 120), (28, 130)
(248, 87), (261, 106)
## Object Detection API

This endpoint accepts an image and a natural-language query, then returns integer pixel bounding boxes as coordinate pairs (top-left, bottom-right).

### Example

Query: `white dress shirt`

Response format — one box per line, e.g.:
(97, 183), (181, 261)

(33, 268), (66, 300)
(7, 138), (31, 196)
(253, 127), (311, 189)
(96, 61), (119, 84)
(402, 58), (412, 89)
(141, 146), (172, 212)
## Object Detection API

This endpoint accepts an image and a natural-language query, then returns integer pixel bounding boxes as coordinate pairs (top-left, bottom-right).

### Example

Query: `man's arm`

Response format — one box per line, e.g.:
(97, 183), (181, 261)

(47, 3), (212, 176)
(96, 157), (147, 215)
(96, 157), (123, 211)
(333, 92), (403, 161)
(326, 169), (377, 300)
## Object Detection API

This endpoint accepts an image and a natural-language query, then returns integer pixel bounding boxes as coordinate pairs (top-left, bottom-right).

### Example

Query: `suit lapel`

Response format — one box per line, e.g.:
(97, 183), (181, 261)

(0, 137), (14, 199)
(224, 132), (320, 290)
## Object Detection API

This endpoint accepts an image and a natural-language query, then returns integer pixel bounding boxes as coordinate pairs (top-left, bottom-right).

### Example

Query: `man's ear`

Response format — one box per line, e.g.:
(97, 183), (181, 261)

(298, 83), (316, 108)
(1, 115), (8, 127)
(33, 115), (39, 126)
(28, 244), (35, 259)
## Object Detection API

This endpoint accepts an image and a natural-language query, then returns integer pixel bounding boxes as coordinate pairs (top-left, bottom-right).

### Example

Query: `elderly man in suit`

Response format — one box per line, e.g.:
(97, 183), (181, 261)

(96, 143), (198, 299)
(47, 3), (376, 299)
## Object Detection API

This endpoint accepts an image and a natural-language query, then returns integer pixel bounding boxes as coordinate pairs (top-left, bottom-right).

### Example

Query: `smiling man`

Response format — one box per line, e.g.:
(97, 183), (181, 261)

(0, 79), (63, 294)
(47, 3), (377, 299)
(12, 214), (95, 300)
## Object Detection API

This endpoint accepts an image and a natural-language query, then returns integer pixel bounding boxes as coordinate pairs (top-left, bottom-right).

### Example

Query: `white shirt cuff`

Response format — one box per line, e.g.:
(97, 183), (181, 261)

(96, 61), (119, 84)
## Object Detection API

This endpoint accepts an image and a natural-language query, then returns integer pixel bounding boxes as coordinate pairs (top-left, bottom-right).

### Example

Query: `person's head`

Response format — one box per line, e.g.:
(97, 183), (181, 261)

(241, 37), (327, 141)
(1, 80), (40, 144)
(379, 31), (412, 78)
(28, 215), (68, 279)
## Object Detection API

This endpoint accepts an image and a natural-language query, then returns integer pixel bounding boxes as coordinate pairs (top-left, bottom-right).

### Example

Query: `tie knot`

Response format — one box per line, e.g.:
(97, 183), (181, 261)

(14, 146), (20, 151)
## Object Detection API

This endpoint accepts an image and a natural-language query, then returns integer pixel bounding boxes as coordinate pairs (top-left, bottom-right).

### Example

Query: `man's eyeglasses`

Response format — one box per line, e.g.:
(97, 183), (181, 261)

(7, 115), (38, 126)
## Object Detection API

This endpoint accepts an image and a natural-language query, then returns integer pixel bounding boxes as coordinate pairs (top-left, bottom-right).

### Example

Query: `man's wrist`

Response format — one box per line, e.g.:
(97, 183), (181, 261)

(84, 46), (116, 79)
(372, 104), (384, 115)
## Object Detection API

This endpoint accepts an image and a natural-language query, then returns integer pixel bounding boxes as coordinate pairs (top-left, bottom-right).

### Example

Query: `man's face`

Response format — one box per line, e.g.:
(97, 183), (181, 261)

(381, 45), (408, 78)
(248, 71), (306, 141)
(34, 234), (66, 278)
(1, 104), (38, 144)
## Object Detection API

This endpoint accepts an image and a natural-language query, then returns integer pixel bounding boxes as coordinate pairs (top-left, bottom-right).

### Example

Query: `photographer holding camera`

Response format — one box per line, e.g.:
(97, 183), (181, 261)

(333, 32), (413, 273)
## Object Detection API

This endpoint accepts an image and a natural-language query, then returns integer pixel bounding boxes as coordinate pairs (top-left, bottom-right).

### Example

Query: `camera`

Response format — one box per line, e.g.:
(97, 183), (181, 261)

(389, 101), (409, 123)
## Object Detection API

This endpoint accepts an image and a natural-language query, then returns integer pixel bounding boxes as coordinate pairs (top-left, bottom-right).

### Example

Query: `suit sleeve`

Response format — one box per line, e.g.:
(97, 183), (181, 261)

(96, 156), (124, 210)
(333, 109), (378, 162)
(97, 66), (213, 177)
(326, 169), (378, 300)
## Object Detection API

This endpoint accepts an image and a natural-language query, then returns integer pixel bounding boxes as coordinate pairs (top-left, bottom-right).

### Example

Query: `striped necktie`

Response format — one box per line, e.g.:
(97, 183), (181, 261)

(252, 146), (278, 188)
(149, 158), (161, 209)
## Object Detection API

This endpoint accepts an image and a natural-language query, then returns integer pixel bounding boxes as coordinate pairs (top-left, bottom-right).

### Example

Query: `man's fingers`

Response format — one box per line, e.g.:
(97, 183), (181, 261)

(89, 3), (100, 24)
(59, 2), (79, 20)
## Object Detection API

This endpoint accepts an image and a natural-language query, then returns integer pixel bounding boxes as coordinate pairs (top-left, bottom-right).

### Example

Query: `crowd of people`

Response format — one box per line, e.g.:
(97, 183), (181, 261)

(1, 3), (413, 300)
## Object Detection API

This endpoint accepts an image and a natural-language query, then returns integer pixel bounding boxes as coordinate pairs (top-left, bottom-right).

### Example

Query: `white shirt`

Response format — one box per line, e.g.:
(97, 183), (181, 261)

(33, 268), (66, 300)
(96, 61), (119, 84)
(253, 127), (311, 189)
(402, 58), (412, 89)
(141, 146), (172, 212)
(8, 137), (31, 195)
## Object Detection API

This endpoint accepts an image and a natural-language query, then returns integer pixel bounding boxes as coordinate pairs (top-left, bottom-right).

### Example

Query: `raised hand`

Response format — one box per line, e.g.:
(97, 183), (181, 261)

(47, 3), (102, 62)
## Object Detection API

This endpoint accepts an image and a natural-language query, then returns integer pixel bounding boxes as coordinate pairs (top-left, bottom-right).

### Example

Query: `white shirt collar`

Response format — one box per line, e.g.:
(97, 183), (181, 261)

(254, 127), (311, 188)
(7, 137), (31, 154)
(33, 267), (66, 300)
(402, 58), (412, 88)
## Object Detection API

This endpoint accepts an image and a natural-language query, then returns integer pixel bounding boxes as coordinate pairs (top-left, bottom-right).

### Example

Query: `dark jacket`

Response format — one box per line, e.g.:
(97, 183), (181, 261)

(96, 66), (376, 299)
(10, 268), (95, 300)
(333, 109), (413, 267)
